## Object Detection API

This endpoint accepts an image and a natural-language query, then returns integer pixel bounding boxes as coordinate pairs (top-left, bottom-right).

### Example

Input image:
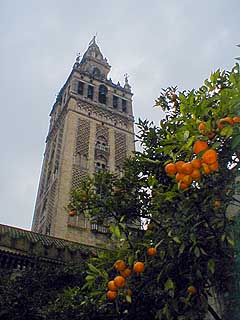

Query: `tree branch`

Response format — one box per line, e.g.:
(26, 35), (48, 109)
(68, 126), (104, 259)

(208, 303), (222, 320)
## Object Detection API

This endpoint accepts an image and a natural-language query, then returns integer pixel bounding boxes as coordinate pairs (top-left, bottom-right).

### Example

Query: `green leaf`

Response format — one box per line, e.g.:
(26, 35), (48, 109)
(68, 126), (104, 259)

(227, 236), (235, 247)
(120, 215), (125, 222)
(85, 275), (95, 281)
(231, 135), (240, 149)
(190, 233), (196, 244)
(160, 250), (165, 260)
(184, 130), (190, 140)
(179, 244), (185, 254)
(173, 236), (181, 244)
(128, 255), (134, 266)
(87, 263), (101, 275)
(194, 246), (200, 258)
(220, 126), (233, 137)
(208, 259), (215, 274)
(126, 295), (132, 303)
(164, 278), (174, 291)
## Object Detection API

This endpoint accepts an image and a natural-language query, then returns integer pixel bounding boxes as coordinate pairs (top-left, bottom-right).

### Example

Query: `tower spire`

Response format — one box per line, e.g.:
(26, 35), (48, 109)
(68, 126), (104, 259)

(89, 34), (97, 46)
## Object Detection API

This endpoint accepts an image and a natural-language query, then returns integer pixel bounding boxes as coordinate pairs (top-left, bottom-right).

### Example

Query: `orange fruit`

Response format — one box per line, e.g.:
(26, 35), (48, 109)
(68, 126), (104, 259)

(233, 116), (240, 123)
(179, 182), (189, 190)
(69, 210), (76, 216)
(202, 149), (218, 165)
(127, 289), (132, 296)
(182, 175), (193, 185)
(193, 141), (208, 154)
(114, 276), (126, 288)
(222, 116), (233, 125)
(217, 119), (224, 130)
(191, 159), (202, 169)
(165, 163), (177, 175)
(106, 290), (117, 300)
(191, 169), (201, 181)
(120, 268), (132, 278)
(218, 117), (233, 129)
(175, 172), (185, 182)
(198, 122), (206, 131)
(181, 163), (193, 175)
(133, 262), (145, 273)
(175, 161), (185, 173)
(108, 280), (118, 291)
(187, 286), (197, 295)
(209, 161), (219, 171)
(114, 260), (126, 272)
(214, 200), (221, 207)
(202, 163), (211, 175)
(147, 247), (157, 256)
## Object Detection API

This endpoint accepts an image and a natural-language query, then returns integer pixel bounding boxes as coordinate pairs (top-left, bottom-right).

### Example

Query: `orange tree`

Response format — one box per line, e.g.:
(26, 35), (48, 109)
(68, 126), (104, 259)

(67, 65), (240, 320)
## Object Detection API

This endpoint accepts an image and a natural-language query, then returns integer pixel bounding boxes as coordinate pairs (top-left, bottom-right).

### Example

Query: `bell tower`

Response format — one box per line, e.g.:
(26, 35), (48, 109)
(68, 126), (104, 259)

(31, 38), (135, 246)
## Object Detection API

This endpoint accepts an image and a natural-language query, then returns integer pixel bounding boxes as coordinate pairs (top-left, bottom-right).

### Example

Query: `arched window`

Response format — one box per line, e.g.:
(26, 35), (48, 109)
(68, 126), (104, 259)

(99, 85), (108, 104)
(96, 136), (108, 151)
(95, 155), (107, 172)
(93, 67), (101, 78)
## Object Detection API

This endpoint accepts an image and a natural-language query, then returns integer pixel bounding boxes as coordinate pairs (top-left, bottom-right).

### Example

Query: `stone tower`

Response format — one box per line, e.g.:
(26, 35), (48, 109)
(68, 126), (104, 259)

(31, 38), (135, 246)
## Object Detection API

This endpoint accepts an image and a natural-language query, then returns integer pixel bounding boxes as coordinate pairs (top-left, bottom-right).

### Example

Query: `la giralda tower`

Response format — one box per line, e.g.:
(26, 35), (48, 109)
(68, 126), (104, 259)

(32, 37), (135, 246)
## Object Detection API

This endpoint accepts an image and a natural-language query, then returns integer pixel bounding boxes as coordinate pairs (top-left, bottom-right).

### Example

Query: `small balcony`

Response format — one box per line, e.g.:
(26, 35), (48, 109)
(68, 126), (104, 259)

(91, 223), (109, 234)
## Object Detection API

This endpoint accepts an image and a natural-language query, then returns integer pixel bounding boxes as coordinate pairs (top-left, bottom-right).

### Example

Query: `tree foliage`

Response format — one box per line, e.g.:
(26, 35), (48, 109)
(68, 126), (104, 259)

(2, 65), (240, 320)
(67, 64), (240, 319)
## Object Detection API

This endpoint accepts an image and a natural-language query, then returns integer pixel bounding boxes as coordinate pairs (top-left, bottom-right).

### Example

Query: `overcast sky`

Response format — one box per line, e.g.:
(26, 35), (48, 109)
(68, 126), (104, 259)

(0, 0), (239, 230)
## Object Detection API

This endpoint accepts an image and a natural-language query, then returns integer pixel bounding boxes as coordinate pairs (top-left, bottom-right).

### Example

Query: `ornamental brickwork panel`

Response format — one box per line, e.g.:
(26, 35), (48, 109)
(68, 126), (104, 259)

(45, 179), (57, 228)
(71, 167), (88, 190)
(114, 131), (127, 168)
(75, 118), (90, 156)
(96, 124), (109, 143)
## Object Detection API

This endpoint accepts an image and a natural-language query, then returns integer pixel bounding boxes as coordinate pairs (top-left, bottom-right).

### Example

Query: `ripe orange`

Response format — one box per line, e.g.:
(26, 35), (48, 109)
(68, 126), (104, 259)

(114, 260), (126, 272)
(114, 276), (126, 288)
(193, 141), (208, 154)
(198, 122), (206, 131)
(179, 182), (189, 190)
(209, 161), (219, 171)
(202, 149), (218, 165)
(175, 172), (185, 182)
(218, 117), (233, 129)
(133, 262), (145, 273)
(217, 119), (224, 130)
(187, 286), (197, 295)
(165, 163), (177, 175)
(202, 163), (211, 175)
(191, 169), (201, 181)
(106, 290), (117, 300)
(214, 200), (221, 207)
(233, 116), (240, 123)
(222, 116), (233, 125)
(182, 163), (193, 175)
(147, 247), (157, 256)
(182, 175), (193, 185)
(120, 268), (132, 278)
(108, 280), (118, 291)
(175, 161), (185, 173)
(69, 210), (76, 216)
(127, 289), (132, 296)
(191, 159), (202, 169)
